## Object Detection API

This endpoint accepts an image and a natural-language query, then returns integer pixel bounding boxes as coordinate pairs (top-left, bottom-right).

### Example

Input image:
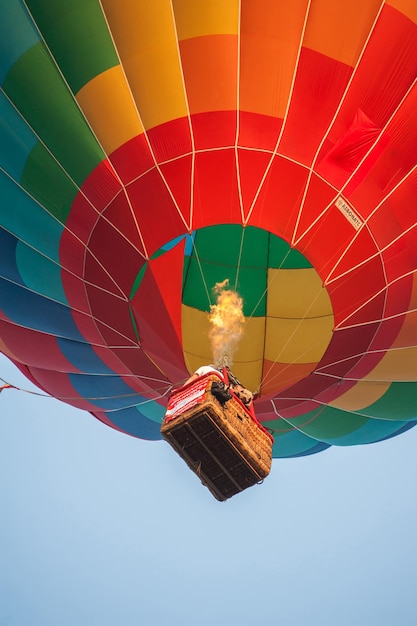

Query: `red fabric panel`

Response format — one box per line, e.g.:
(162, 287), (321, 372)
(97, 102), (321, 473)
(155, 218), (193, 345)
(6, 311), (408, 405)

(159, 155), (193, 227)
(191, 111), (237, 150)
(70, 309), (108, 346)
(27, 366), (101, 411)
(325, 226), (379, 285)
(191, 149), (241, 230)
(81, 158), (122, 211)
(291, 173), (339, 245)
(130, 243), (188, 382)
(238, 111), (282, 151)
(279, 48), (353, 166)
(321, 6), (417, 149)
(127, 169), (187, 257)
(85, 285), (137, 345)
(247, 155), (309, 238)
(102, 191), (148, 259)
(86, 213), (146, 296)
(317, 110), (388, 190)
(109, 134), (154, 185)
(296, 204), (363, 280)
(0, 321), (77, 372)
(147, 117), (192, 163)
(327, 256), (386, 325)
(96, 345), (170, 395)
(84, 250), (125, 297)
(366, 187), (417, 252)
(236, 148), (274, 219)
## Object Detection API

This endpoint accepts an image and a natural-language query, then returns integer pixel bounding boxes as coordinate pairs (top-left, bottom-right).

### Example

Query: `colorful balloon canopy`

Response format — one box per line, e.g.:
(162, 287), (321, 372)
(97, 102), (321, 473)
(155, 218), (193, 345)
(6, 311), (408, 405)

(1, 0), (417, 458)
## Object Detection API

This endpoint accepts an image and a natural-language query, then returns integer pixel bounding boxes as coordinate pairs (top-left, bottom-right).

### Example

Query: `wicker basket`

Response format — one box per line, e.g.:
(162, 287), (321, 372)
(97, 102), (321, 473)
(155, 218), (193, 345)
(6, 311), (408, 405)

(161, 374), (273, 501)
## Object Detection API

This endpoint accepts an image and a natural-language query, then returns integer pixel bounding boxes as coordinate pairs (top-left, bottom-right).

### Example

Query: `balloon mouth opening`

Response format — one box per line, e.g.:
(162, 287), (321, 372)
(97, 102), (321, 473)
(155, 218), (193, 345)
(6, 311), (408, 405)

(133, 224), (334, 396)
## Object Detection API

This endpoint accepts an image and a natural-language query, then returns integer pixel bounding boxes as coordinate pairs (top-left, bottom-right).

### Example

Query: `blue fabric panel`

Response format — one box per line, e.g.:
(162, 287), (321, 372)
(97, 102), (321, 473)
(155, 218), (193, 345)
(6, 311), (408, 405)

(134, 398), (165, 423)
(69, 373), (145, 410)
(0, 170), (63, 261)
(57, 338), (114, 375)
(0, 228), (24, 285)
(288, 441), (331, 458)
(378, 421), (416, 442)
(0, 92), (38, 180)
(272, 428), (329, 458)
(0, 278), (85, 340)
(0, 1), (40, 85)
(105, 406), (163, 441)
(329, 416), (417, 446)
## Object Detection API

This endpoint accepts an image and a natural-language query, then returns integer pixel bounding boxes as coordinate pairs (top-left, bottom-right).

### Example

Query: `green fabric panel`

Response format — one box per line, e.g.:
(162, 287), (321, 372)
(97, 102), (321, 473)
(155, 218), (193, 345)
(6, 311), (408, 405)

(21, 143), (78, 224)
(269, 235), (312, 268)
(25, 0), (118, 94)
(3, 42), (104, 186)
(130, 263), (148, 300)
(182, 225), (267, 315)
(360, 382), (417, 421)
(287, 405), (369, 440)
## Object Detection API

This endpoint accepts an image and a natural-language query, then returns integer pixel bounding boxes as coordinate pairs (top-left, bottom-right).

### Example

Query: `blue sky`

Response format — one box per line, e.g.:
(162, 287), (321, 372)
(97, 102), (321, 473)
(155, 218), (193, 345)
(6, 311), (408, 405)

(1, 352), (417, 626)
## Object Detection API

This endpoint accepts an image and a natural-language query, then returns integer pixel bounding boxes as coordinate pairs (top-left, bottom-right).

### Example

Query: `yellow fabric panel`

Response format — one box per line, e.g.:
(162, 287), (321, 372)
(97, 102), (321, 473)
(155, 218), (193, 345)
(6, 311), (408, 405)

(101, 0), (188, 129)
(363, 347), (417, 382)
(265, 315), (333, 363)
(173, 0), (239, 39)
(392, 311), (417, 349)
(267, 268), (333, 319)
(329, 380), (390, 411)
(303, 0), (382, 66)
(387, 0), (417, 24)
(76, 66), (143, 155)
(181, 304), (265, 390)
(240, 0), (309, 118)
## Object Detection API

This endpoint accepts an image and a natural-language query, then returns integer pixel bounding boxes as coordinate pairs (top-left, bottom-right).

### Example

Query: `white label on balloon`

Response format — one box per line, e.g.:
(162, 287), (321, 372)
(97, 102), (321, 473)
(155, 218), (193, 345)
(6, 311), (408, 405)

(335, 197), (363, 230)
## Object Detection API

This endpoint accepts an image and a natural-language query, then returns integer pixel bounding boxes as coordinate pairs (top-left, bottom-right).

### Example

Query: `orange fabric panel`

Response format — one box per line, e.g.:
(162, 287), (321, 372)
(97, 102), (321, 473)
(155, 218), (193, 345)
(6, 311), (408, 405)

(387, 0), (417, 24)
(303, 0), (382, 66)
(392, 272), (417, 349)
(261, 361), (318, 396)
(179, 35), (238, 114)
(240, 0), (309, 118)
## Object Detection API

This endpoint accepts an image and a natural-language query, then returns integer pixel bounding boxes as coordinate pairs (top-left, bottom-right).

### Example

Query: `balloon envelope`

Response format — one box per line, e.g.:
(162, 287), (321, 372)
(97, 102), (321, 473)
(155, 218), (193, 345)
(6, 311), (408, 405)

(1, 0), (417, 458)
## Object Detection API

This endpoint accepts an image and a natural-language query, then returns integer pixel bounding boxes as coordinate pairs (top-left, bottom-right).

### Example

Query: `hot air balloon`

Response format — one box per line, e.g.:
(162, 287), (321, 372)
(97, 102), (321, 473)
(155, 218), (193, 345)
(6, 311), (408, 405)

(1, 0), (417, 471)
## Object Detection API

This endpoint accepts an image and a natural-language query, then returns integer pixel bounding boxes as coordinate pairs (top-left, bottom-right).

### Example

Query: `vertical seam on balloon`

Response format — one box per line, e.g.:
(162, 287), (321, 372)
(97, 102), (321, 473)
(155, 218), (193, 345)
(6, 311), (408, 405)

(0, 86), (148, 280)
(233, 226), (245, 292)
(292, 79), (416, 257)
(0, 274), (139, 346)
(290, 1), (386, 245)
(99, 1), (190, 247)
(18, 0), (150, 356)
(332, 271), (417, 332)
(0, 148), (125, 304)
(242, 0), (313, 225)
(22, 0), (150, 261)
(326, 165), (417, 298)
(234, 0), (245, 226)
(323, 86), (417, 284)
(170, 0), (195, 232)
(260, 284), (331, 391)
(189, 232), (212, 309)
